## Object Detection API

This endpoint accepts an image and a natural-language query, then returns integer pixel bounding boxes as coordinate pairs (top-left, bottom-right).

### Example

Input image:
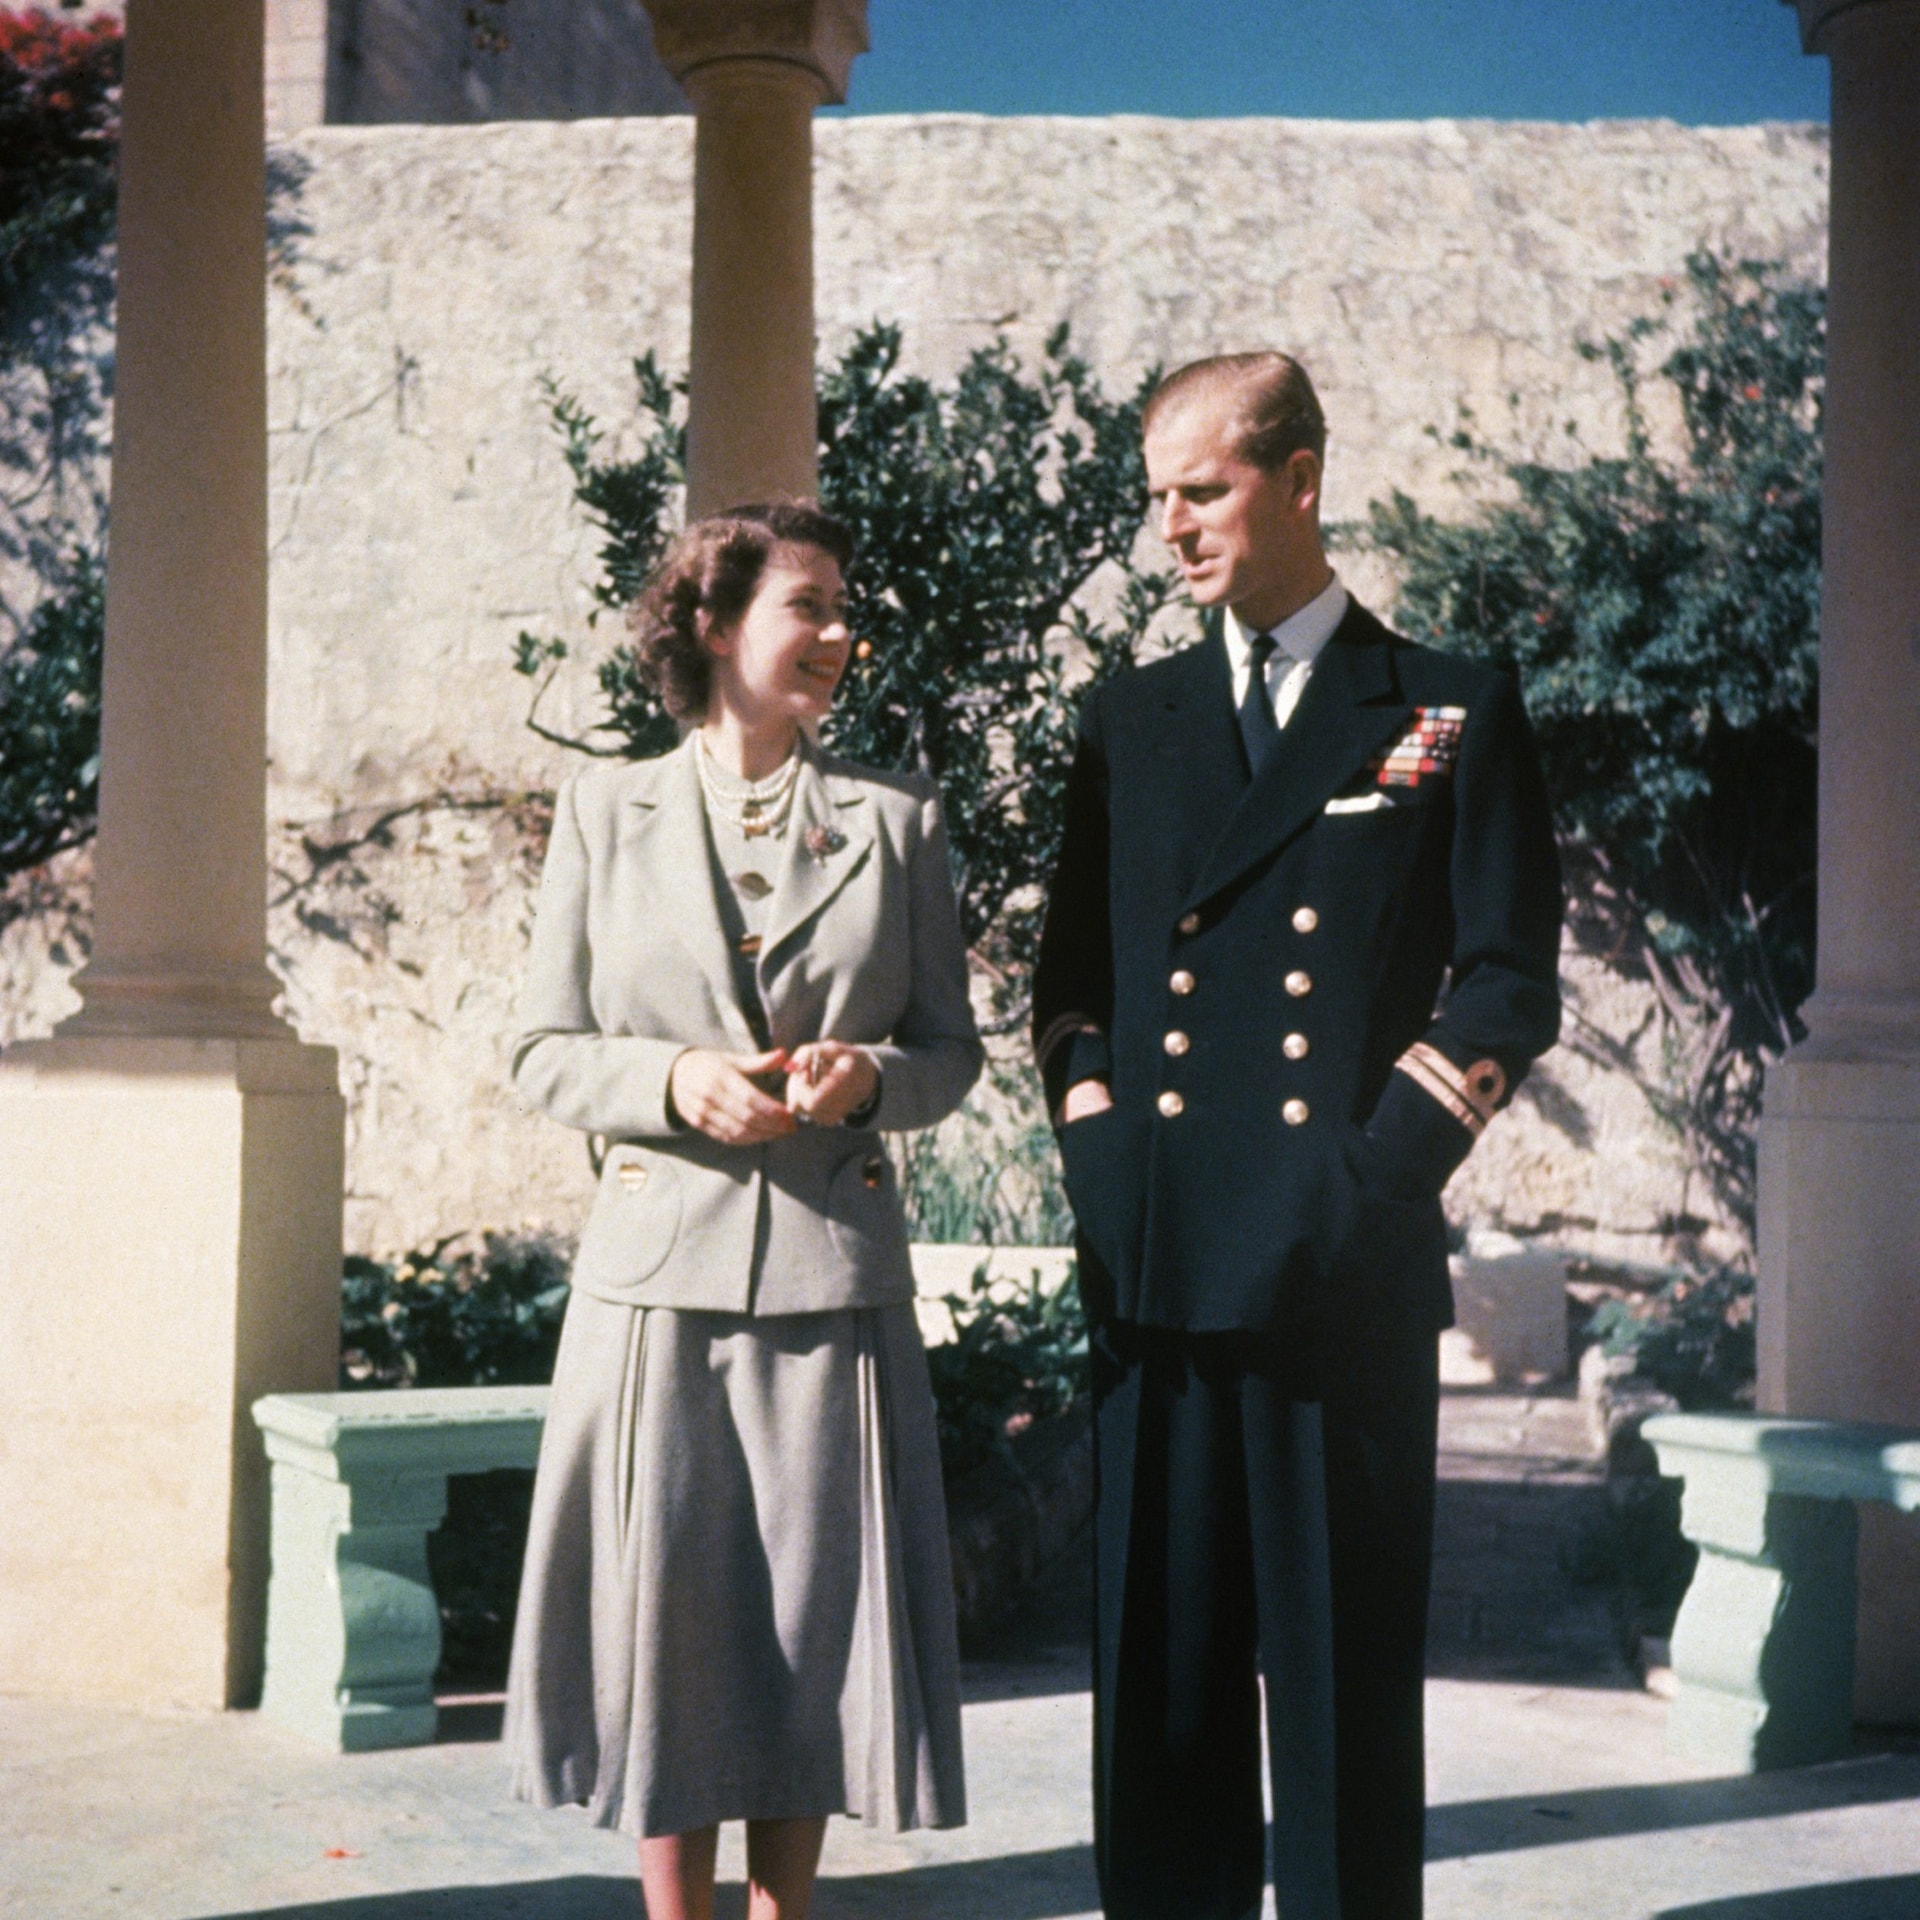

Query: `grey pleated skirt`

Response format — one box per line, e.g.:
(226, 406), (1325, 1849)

(503, 1290), (967, 1838)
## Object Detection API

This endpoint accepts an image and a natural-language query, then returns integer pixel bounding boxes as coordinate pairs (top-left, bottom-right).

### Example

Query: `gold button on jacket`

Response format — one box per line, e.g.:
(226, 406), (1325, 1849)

(1026, 599), (1565, 1346)
(1157, 1090), (1186, 1118)
(1177, 911), (1201, 936)
(1164, 1030), (1191, 1056)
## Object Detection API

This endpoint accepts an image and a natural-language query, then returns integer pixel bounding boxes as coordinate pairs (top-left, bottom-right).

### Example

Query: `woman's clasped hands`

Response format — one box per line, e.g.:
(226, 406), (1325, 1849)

(668, 1042), (879, 1145)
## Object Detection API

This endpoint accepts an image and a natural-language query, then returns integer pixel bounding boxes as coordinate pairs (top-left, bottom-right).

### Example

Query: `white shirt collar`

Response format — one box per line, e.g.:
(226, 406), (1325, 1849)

(1222, 573), (1350, 676)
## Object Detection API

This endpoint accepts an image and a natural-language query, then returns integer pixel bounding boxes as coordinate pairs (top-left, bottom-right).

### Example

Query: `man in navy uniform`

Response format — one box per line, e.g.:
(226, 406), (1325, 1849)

(1033, 353), (1562, 1920)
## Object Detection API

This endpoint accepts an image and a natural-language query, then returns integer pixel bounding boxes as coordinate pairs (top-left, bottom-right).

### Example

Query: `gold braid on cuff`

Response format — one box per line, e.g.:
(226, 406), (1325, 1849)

(1395, 1041), (1508, 1138)
(1036, 1012), (1104, 1077)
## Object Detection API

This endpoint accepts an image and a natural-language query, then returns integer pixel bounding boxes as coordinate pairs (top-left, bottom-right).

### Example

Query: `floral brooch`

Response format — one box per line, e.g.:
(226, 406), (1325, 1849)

(804, 824), (847, 863)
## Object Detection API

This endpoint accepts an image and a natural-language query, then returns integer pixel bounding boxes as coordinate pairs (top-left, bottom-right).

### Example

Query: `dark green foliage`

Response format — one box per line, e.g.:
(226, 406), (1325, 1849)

(339, 1232), (572, 1390)
(1358, 254), (1823, 1237)
(338, 1229), (1086, 1493)
(0, 10), (119, 372)
(1586, 1264), (1757, 1411)
(1, 11), (118, 753)
(519, 324), (1176, 1027)
(556, 357), (685, 619)
(816, 325), (1170, 1018)
(897, 1108), (1076, 1248)
(511, 358), (686, 763)
(0, 545), (99, 878)
(1, 9), (118, 590)
(925, 1263), (1087, 1486)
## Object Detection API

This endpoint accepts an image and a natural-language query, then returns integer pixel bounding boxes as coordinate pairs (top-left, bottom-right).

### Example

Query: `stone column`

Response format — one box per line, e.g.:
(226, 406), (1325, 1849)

(642, 1), (869, 516)
(1762, 0), (1920, 1724)
(0, 0), (344, 1711)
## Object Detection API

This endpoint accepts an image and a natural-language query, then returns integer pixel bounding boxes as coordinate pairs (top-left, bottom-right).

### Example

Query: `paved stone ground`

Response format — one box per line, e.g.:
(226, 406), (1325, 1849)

(5, 1389), (1919, 1920)
(1430, 1386), (1624, 1681)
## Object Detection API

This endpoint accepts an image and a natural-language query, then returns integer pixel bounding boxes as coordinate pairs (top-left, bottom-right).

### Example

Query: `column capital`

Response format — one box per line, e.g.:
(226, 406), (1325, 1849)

(642, 0), (869, 105)
(1784, 0), (1915, 54)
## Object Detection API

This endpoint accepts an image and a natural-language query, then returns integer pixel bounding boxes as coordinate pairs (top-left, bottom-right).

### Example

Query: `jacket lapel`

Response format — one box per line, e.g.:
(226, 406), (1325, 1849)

(627, 738), (758, 1046)
(1181, 602), (1414, 914)
(758, 748), (875, 972)
(1144, 621), (1251, 881)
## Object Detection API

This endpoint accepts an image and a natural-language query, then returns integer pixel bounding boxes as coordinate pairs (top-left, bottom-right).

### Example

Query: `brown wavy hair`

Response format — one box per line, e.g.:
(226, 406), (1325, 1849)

(628, 499), (855, 723)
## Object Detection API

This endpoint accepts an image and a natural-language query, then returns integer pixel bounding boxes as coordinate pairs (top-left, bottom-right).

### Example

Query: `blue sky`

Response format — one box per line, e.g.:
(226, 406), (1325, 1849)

(835, 0), (1826, 123)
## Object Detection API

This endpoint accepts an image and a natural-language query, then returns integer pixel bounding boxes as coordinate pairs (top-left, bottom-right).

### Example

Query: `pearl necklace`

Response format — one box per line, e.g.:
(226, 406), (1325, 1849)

(696, 733), (802, 840)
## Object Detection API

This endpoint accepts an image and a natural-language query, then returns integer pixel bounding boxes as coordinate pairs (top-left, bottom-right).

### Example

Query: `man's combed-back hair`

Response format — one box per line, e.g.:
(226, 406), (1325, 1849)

(629, 498), (854, 724)
(1142, 351), (1328, 471)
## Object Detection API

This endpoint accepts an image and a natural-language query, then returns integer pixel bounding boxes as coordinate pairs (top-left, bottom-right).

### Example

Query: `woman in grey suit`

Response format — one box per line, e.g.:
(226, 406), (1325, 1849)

(504, 500), (982, 1920)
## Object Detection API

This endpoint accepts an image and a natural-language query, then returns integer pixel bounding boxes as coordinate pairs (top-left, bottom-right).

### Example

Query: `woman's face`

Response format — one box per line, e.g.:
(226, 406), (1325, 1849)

(705, 543), (851, 738)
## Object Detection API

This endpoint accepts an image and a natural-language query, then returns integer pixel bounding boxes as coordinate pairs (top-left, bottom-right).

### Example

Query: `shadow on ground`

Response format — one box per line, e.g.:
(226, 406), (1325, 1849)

(191, 1847), (1102, 1920)
(1654, 1877), (1920, 1919)
(433, 1699), (506, 1744)
(957, 1522), (1092, 1706)
(1427, 1753), (1920, 1860)
(195, 1885), (634, 1920)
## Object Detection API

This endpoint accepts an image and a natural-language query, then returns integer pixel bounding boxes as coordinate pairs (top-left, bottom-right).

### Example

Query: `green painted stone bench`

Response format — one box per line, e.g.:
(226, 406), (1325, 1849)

(1643, 1411), (1920, 1772)
(252, 1387), (548, 1752)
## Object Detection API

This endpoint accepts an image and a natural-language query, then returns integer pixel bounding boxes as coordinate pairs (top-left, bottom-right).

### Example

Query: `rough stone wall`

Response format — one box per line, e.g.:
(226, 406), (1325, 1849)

(2, 115), (1829, 1259)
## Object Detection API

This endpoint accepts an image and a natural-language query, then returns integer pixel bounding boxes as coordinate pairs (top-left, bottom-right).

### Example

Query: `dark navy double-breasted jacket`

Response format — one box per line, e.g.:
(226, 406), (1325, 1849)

(1032, 599), (1563, 1342)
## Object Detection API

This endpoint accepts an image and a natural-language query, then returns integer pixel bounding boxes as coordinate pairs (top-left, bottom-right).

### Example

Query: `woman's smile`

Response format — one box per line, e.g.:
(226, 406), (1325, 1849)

(700, 542), (855, 776)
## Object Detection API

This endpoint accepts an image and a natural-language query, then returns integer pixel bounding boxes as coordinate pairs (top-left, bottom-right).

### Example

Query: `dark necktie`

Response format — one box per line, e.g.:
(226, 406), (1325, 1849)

(1238, 631), (1282, 777)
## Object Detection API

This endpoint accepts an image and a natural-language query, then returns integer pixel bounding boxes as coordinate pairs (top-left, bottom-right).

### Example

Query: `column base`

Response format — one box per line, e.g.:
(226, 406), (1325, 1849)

(0, 1036), (343, 1710)
(1760, 1043), (1920, 1725)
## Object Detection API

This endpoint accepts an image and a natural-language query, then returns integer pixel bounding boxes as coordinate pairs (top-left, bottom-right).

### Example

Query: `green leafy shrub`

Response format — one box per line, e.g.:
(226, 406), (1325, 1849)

(898, 1105), (1075, 1248)
(0, 546), (99, 879)
(339, 1227), (1088, 1491)
(926, 1262), (1087, 1486)
(1357, 252), (1822, 1241)
(1584, 1264), (1756, 1411)
(339, 1231), (572, 1390)
(0, 10), (120, 359)
(1, 11), (117, 884)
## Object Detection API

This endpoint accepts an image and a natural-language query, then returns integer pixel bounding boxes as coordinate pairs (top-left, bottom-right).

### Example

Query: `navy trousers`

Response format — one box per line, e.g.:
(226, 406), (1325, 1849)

(1091, 1323), (1439, 1920)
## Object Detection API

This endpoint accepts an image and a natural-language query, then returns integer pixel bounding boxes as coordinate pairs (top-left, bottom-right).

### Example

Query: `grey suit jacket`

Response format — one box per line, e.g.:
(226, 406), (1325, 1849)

(513, 736), (984, 1314)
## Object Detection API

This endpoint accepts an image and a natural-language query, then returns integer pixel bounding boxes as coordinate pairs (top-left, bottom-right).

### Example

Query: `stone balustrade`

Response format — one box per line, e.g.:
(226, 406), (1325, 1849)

(253, 1386), (547, 1751)
(1645, 1411), (1920, 1772)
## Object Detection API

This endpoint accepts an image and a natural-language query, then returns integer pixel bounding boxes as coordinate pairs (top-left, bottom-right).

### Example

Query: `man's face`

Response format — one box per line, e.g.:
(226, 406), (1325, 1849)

(1143, 396), (1323, 628)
